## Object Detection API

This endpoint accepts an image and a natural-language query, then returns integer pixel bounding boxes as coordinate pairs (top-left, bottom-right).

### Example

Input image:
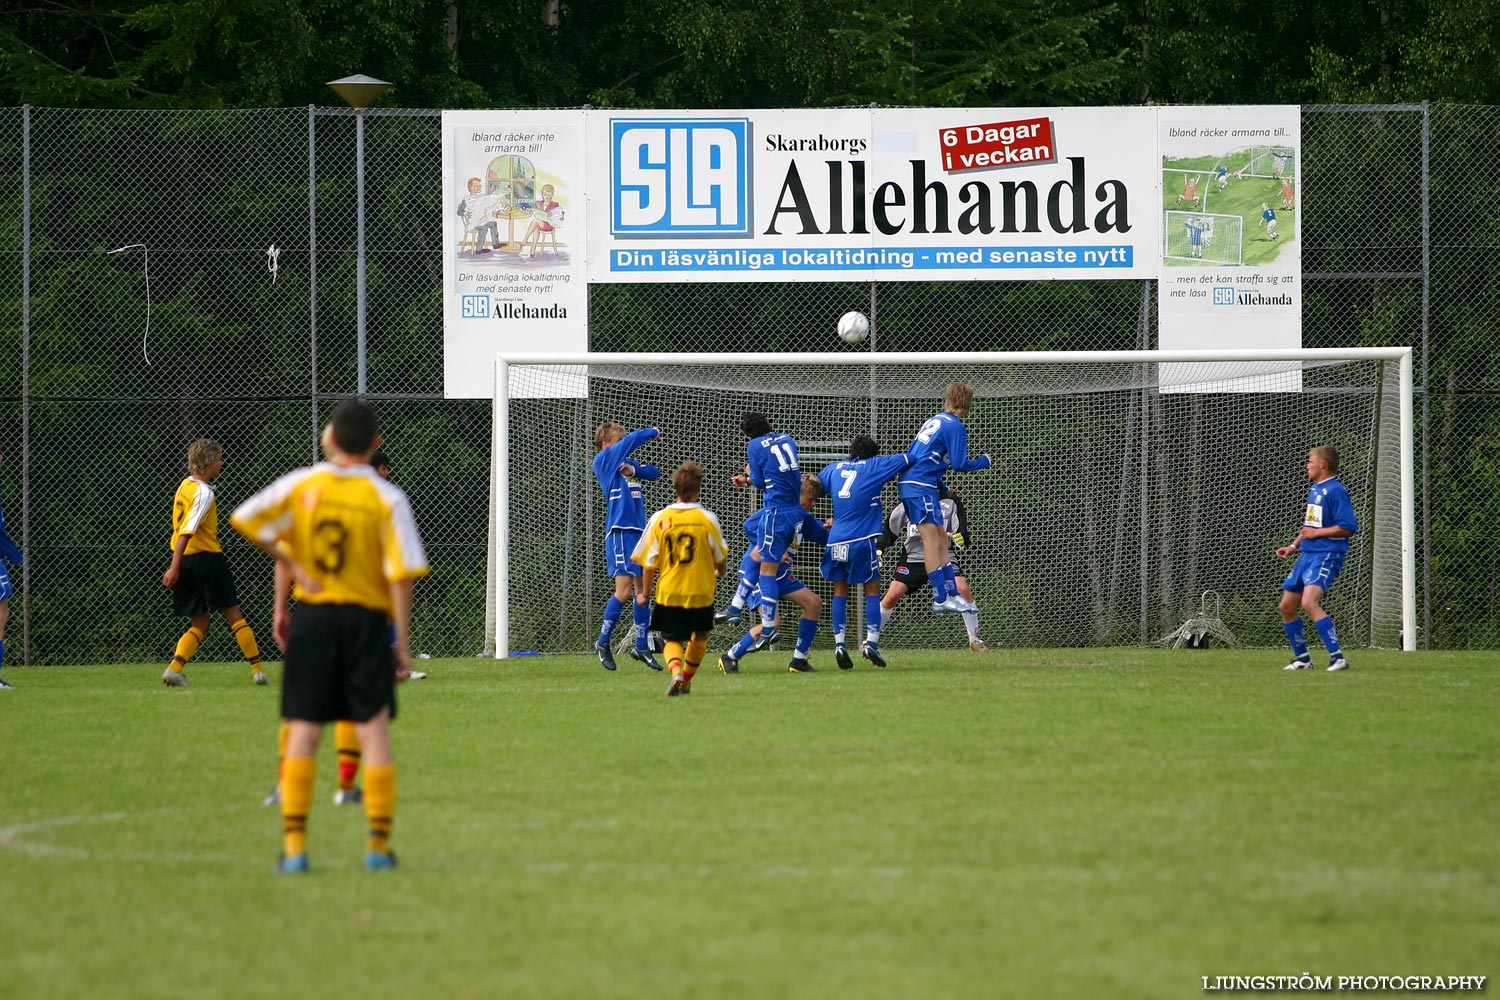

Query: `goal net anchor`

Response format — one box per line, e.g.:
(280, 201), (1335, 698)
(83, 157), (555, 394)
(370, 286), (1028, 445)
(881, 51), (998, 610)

(1159, 590), (1240, 649)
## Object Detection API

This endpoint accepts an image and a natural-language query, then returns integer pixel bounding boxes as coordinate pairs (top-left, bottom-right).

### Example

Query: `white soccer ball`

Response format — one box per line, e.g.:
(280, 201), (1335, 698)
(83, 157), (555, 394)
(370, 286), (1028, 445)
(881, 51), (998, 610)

(837, 310), (870, 344)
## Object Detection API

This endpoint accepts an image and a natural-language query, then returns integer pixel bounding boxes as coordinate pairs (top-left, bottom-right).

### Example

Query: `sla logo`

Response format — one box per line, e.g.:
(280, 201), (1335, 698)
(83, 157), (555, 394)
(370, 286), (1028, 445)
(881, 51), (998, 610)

(1212, 286), (1236, 306)
(611, 118), (751, 237)
(461, 294), (490, 319)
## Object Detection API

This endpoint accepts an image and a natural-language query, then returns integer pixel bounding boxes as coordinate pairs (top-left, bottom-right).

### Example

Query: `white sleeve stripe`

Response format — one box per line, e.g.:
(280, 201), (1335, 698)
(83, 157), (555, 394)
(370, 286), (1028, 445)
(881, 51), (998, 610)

(705, 511), (728, 561)
(253, 511), (294, 546)
(180, 482), (214, 533)
(634, 511), (664, 567)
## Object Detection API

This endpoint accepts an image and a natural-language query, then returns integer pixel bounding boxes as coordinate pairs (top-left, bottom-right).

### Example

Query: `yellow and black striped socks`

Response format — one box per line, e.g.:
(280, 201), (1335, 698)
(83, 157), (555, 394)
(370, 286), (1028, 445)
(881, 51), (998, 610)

(363, 764), (396, 855)
(685, 635), (708, 680)
(664, 640), (686, 679)
(230, 618), (262, 674)
(168, 625), (206, 674)
(281, 755), (315, 858)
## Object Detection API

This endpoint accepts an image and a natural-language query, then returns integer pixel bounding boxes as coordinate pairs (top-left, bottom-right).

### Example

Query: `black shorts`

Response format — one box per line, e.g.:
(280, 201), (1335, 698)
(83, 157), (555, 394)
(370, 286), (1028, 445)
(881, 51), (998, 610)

(171, 551), (240, 616)
(281, 603), (397, 724)
(651, 604), (714, 642)
(890, 559), (963, 594)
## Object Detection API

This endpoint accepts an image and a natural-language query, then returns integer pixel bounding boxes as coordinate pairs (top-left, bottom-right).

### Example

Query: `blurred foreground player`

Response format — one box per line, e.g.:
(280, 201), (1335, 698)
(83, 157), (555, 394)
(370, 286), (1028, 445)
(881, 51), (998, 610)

(232, 401), (429, 873)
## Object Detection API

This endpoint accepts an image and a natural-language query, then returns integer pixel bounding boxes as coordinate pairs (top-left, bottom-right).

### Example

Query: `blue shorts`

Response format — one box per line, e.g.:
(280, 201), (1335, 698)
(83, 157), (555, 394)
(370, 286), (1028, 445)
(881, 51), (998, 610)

(606, 529), (643, 577)
(820, 538), (882, 585)
(751, 507), (799, 564)
(0, 562), (11, 602)
(754, 566), (803, 601)
(1282, 551), (1346, 594)
(897, 488), (943, 526)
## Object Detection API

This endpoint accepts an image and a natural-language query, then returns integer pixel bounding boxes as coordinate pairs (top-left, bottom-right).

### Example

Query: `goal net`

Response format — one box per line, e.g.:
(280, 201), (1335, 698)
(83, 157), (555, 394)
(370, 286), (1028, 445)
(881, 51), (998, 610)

(1244, 146), (1296, 181)
(486, 350), (1413, 657)
(1163, 211), (1243, 265)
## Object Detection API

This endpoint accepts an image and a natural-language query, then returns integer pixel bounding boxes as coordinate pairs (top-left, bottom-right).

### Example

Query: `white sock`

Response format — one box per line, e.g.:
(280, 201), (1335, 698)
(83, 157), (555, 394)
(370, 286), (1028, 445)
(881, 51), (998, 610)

(962, 609), (979, 641)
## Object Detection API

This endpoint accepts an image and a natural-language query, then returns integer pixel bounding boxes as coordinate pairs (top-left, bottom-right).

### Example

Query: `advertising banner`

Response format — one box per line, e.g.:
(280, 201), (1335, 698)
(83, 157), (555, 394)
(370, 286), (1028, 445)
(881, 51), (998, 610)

(440, 105), (1304, 398)
(1156, 106), (1302, 389)
(442, 110), (589, 398)
(586, 107), (1159, 283)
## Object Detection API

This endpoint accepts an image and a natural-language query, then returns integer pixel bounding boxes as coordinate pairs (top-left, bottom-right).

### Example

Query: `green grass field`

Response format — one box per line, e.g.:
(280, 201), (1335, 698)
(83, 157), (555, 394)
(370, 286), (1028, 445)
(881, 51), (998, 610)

(3, 649), (1497, 999)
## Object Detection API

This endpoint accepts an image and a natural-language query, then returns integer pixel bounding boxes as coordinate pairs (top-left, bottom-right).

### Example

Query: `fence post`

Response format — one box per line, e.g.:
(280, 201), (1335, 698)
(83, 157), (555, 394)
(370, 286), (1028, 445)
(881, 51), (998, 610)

(1419, 101), (1432, 649)
(309, 105), (320, 460)
(20, 105), (31, 666)
(356, 109), (368, 396)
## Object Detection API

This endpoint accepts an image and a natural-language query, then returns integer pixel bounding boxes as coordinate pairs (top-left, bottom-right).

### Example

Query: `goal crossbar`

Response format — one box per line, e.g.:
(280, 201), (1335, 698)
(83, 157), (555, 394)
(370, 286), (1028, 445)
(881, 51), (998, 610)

(489, 348), (1415, 656)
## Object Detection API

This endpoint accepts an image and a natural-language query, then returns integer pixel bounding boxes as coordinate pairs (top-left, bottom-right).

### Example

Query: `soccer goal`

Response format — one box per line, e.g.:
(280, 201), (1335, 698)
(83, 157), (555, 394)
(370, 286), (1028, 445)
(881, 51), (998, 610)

(1244, 146), (1296, 180)
(1163, 211), (1243, 265)
(485, 349), (1415, 657)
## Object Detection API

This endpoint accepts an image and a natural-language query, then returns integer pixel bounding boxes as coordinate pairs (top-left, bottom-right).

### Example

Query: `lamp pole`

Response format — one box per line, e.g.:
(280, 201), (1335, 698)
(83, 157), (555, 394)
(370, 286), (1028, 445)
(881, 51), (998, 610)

(327, 75), (393, 396)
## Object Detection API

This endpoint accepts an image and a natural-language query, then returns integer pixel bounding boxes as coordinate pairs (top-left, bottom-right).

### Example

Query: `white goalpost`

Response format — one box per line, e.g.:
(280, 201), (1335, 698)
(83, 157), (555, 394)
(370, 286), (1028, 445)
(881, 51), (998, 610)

(486, 348), (1415, 658)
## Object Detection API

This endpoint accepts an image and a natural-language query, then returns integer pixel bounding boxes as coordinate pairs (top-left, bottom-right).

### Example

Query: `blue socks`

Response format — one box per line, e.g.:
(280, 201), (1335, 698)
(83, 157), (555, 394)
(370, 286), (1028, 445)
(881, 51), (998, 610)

(758, 568), (780, 626)
(831, 595), (847, 644)
(1283, 620), (1309, 660)
(599, 596), (625, 644)
(795, 617), (817, 657)
(632, 600), (651, 650)
(730, 630), (757, 659)
(1313, 617), (1342, 657)
(865, 595), (883, 640)
(929, 564), (949, 602)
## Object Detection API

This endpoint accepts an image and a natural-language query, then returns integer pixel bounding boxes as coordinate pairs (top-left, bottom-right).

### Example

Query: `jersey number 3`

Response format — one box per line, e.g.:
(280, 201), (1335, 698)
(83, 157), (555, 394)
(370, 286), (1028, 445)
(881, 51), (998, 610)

(313, 518), (349, 574)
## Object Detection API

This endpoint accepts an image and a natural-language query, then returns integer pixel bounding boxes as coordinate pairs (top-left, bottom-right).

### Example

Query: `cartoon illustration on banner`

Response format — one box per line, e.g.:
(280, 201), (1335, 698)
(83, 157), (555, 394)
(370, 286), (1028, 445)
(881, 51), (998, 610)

(442, 111), (589, 398)
(1156, 105), (1302, 389)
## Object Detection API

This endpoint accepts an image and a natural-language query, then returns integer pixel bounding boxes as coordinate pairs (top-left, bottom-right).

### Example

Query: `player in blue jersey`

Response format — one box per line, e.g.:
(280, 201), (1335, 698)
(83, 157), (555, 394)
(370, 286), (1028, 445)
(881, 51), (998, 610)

(1276, 446), (1359, 672)
(1259, 203), (1278, 241)
(1185, 217), (1205, 259)
(0, 447), (20, 689)
(1215, 164), (1229, 192)
(817, 435), (912, 669)
(719, 476), (827, 674)
(879, 488), (986, 655)
(731, 412), (803, 647)
(899, 383), (991, 615)
(591, 422), (664, 671)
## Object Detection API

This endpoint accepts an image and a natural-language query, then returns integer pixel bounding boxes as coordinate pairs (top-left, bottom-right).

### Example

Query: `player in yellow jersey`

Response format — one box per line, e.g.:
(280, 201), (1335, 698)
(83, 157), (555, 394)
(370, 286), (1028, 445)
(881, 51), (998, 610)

(161, 438), (266, 687)
(632, 461), (728, 697)
(262, 428), (380, 808)
(231, 401), (429, 874)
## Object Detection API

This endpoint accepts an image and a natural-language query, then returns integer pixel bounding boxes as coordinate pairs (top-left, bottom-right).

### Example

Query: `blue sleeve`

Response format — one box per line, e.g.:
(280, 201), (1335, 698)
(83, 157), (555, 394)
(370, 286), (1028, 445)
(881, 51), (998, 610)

(1333, 487), (1358, 534)
(635, 464), (662, 482)
(801, 512), (829, 545)
(817, 464), (836, 497)
(0, 495), (18, 564)
(620, 427), (660, 455)
(747, 443), (766, 485)
(880, 453), (913, 482)
(594, 428), (659, 484)
(944, 421), (991, 473)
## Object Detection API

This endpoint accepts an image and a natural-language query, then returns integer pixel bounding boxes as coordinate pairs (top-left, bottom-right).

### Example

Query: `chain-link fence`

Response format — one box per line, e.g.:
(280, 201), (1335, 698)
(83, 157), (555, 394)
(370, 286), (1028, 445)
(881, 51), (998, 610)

(1, 103), (1495, 663)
